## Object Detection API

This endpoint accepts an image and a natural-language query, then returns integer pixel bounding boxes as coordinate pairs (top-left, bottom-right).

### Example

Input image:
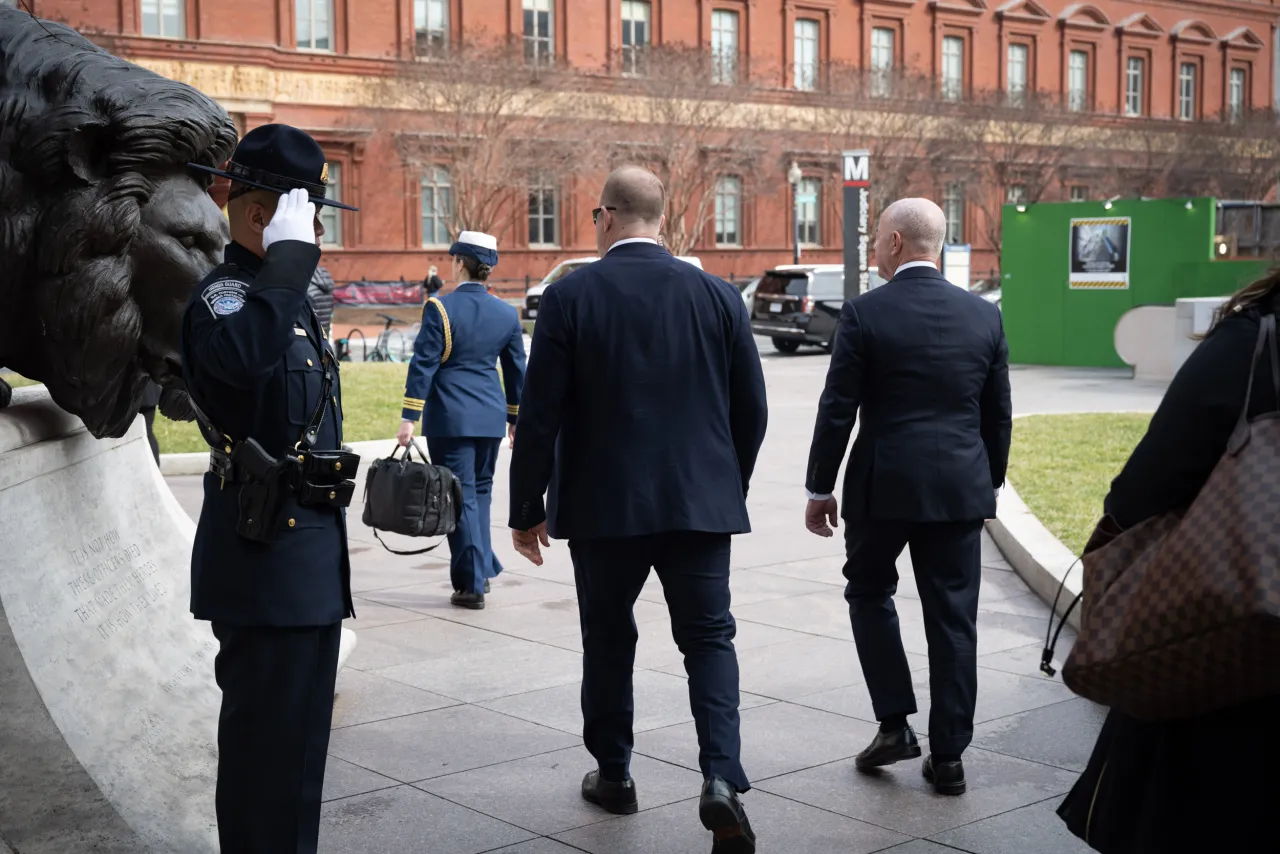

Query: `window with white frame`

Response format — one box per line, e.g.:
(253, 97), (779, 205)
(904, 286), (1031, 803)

(1006, 43), (1027, 107)
(141, 0), (185, 38)
(794, 19), (820, 91)
(1229, 67), (1246, 123)
(1067, 50), (1088, 112)
(528, 179), (559, 247)
(1070, 185), (1088, 202)
(523, 0), (554, 67)
(711, 10), (739, 85)
(941, 36), (963, 102)
(296, 0), (333, 51)
(421, 167), (453, 247)
(871, 27), (894, 97)
(1124, 56), (1144, 117)
(414, 0), (448, 55)
(1179, 62), (1197, 121)
(715, 176), (742, 246)
(621, 1), (651, 76)
(1006, 184), (1027, 204)
(797, 177), (821, 245)
(943, 182), (964, 244)
(319, 162), (343, 247)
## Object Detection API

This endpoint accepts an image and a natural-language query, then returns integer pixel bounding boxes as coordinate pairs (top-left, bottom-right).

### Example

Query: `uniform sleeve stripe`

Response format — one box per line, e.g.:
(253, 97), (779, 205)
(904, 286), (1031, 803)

(403, 396), (425, 405)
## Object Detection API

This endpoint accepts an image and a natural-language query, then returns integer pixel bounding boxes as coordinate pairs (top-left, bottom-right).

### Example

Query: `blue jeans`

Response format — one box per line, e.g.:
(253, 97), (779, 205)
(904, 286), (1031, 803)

(426, 436), (503, 594)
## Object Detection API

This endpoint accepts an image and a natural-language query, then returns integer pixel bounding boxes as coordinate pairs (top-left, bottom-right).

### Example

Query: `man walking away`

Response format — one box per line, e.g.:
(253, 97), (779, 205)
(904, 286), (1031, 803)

(803, 198), (1012, 796)
(509, 166), (768, 854)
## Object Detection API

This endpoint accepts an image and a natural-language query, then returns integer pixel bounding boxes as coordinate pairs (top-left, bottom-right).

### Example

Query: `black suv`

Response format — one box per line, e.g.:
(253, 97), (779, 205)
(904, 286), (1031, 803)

(749, 265), (847, 353)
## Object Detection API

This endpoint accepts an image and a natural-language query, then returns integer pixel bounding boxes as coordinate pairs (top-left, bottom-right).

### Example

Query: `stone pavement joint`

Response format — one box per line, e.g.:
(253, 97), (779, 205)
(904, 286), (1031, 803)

(163, 354), (1145, 853)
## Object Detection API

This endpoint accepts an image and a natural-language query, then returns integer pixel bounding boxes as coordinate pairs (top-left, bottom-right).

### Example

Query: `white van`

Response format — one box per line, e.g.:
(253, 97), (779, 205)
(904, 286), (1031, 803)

(523, 254), (703, 320)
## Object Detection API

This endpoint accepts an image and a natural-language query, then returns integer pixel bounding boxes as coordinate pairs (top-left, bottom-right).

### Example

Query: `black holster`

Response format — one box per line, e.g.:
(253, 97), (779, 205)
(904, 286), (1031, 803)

(231, 439), (301, 543)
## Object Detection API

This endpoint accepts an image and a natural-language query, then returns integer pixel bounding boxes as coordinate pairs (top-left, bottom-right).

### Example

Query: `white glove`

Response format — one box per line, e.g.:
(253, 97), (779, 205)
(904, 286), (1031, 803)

(262, 188), (318, 250)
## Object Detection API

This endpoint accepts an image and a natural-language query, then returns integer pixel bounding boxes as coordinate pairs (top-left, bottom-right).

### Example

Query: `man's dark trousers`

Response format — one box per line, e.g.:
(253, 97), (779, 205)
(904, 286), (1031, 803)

(212, 622), (341, 854)
(569, 532), (750, 792)
(843, 520), (983, 756)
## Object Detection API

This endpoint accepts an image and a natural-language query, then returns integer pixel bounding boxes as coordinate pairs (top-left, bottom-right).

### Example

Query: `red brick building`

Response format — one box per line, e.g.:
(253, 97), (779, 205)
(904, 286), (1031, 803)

(23, 0), (1280, 290)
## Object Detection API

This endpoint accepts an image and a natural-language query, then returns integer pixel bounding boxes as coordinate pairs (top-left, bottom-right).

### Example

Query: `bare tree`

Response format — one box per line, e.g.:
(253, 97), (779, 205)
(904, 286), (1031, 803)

(383, 38), (606, 244)
(959, 91), (1082, 253)
(602, 44), (762, 255)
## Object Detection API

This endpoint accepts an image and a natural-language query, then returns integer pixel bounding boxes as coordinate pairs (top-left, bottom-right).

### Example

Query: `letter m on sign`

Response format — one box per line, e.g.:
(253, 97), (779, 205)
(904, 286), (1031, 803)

(843, 152), (869, 187)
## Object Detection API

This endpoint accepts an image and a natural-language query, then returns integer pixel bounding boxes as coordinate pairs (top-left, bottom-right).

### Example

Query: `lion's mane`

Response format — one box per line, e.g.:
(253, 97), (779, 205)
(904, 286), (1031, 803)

(0, 8), (237, 436)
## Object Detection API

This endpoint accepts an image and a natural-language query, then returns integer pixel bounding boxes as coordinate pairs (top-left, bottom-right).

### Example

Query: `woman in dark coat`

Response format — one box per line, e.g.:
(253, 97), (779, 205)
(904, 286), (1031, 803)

(1057, 272), (1280, 852)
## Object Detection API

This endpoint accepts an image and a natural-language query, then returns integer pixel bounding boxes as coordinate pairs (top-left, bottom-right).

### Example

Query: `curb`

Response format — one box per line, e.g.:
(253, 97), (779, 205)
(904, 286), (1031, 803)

(159, 437), (401, 476)
(985, 483), (1083, 630)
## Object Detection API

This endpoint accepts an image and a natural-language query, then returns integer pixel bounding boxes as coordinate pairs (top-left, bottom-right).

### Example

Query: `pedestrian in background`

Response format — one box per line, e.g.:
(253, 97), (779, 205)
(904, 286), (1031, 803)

(424, 265), (444, 298)
(138, 380), (162, 465)
(804, 198), (1012, 797)
(398, 231), (526, 610)
(1056, 271), (1280, 852)
(508, 166), (768, 854)
(308, 264), (336, 339)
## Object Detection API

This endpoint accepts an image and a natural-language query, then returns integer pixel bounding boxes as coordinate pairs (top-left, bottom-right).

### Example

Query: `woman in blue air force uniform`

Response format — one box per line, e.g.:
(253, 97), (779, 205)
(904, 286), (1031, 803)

(396, 231), (526, 609)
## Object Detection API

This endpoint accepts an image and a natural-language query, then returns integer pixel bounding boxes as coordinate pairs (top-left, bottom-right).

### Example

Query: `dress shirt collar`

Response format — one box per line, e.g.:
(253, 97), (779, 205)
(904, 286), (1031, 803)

(896, 260), (938, 273)
(607, 237), (659, 254)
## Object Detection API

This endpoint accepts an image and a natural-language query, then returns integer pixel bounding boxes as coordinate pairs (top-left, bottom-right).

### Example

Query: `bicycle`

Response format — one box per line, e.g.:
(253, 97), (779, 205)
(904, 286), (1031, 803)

(336, 328), (364, 362)
(366, 313), (407, 363)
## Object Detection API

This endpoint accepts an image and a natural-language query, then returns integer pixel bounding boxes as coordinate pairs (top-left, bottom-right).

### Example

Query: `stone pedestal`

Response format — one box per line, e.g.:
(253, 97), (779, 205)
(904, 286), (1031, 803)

(0, 387), (356, 852)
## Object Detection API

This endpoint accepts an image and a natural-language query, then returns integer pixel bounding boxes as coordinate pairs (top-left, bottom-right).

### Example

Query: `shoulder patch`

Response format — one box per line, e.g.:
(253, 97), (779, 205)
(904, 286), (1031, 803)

(202, 278), (247, 318)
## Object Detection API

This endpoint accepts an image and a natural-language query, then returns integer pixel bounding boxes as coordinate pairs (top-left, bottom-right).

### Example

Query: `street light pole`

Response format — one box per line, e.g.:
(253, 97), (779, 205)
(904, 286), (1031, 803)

(788, 161), (803, 265)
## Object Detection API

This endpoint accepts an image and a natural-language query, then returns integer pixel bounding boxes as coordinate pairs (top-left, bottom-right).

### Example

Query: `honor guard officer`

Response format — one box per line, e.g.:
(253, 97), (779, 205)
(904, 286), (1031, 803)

(183, 124), (360, 854)
(397, 231), (526, 610)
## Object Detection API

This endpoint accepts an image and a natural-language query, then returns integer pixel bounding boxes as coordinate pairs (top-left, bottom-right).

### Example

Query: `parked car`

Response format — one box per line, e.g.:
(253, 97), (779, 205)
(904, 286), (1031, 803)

(749, 265), (886, 353)
(523, 254), (704, 320)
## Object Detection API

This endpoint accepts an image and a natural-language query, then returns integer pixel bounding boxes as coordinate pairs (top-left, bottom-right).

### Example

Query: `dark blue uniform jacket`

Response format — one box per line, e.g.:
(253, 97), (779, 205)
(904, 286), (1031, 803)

(180, 240), (352, 627)
(401, 283), (526, 438)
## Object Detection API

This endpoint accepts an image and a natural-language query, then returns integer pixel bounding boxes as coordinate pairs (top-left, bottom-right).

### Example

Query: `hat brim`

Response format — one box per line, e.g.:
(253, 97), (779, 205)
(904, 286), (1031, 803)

(188, 163), (360, 211)
(449, 242), (499, 268)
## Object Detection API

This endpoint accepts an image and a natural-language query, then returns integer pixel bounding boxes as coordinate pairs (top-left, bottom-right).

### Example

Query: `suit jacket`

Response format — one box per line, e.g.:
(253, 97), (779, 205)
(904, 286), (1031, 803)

(508, 241), (768, 540)
(805, 265), (1012, 523)
(401, 282), (526, 438)
(181, 240), (351, 627)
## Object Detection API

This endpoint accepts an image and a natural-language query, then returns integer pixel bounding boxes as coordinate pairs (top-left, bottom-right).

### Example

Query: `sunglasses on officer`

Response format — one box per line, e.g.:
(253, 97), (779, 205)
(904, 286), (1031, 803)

(591, 206), (617, 225)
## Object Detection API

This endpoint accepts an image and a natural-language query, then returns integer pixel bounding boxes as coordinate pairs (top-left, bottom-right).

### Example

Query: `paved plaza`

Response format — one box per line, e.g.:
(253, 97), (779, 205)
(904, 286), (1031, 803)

(165, 343), (1166, 854)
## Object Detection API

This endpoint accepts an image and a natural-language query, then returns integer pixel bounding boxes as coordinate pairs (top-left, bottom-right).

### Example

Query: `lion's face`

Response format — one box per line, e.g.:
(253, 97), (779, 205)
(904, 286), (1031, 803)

(77, 173), (228, 437)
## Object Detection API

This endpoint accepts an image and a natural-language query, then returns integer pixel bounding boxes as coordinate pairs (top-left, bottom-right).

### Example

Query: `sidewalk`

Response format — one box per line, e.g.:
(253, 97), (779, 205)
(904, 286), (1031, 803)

(162, 356), (1135, 853)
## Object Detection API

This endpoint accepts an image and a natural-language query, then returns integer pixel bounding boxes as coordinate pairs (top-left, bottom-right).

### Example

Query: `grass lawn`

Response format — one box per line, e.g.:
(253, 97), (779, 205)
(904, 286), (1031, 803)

(1006, 412), (1152, 555)
(3, 363), (411, 454)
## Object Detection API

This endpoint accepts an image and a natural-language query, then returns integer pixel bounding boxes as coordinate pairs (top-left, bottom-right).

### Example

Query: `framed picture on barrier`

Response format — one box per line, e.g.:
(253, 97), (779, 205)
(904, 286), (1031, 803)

(1069, 217), (1131, 290)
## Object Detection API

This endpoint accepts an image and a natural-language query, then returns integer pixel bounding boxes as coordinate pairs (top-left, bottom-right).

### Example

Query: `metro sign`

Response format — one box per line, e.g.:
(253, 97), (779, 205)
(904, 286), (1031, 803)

(843, 151), (870, 187)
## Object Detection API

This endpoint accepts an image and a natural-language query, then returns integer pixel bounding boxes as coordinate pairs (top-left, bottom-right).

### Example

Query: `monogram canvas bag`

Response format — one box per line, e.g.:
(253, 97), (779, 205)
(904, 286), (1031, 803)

(1062, 314), (1280, 721)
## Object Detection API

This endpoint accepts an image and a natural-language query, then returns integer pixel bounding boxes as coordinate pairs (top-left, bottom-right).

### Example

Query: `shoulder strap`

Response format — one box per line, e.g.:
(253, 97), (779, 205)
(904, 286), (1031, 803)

(1228, 314), (1274, 454)
(428, 297), (452, 363)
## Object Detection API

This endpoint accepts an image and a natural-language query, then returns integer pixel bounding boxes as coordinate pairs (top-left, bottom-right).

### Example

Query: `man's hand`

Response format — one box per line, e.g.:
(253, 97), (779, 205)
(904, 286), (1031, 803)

(396, 420), (415, 447)
(805, 497), (839, 538)
(512, 522), (549, 566)
(262, 188), (318, 250)
(507, 423), (516, 449)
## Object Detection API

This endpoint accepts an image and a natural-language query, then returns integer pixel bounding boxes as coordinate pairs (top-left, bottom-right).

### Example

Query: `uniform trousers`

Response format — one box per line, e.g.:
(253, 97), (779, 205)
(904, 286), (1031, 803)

(842, 520), (983, 756)
(211, 622), (341, 854)
(427, 436), (502, 594)
(569, 532), (750, 792)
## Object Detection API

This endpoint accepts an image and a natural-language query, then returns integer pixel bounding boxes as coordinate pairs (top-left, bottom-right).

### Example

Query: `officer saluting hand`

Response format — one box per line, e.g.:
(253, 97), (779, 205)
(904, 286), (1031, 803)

(183, 124), (360, 854)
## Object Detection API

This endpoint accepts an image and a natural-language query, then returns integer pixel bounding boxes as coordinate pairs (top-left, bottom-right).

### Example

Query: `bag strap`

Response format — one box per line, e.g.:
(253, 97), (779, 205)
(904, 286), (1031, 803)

(428, 297), (452, 364)
(1228, 314), (1275, 454)
(371, 527), (446, 556)
(1269, 313), (1280, 409)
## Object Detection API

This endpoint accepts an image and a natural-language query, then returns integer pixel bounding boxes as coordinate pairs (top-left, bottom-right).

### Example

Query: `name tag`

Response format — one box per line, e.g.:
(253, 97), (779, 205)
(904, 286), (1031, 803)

(294, 327), (308, 336)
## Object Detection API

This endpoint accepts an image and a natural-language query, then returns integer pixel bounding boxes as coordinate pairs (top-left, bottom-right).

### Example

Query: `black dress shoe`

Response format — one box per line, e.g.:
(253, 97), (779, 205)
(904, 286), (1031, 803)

(581, 769), (638, 815)
(450, 590), (485, 610)
(922, 755), (966, 795)
(855, 725), (922, 769)
(699, 776), (756, 854)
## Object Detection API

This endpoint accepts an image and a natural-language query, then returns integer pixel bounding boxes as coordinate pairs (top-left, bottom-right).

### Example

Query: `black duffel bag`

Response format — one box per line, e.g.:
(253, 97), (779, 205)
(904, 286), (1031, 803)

(362, 440), (462, 555)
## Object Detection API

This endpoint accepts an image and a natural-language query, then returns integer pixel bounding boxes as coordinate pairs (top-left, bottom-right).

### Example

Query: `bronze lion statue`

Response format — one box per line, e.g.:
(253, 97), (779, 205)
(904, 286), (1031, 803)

(0, 8), (237, 437)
